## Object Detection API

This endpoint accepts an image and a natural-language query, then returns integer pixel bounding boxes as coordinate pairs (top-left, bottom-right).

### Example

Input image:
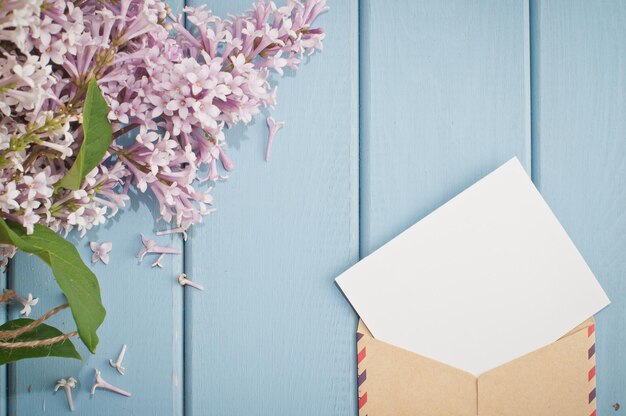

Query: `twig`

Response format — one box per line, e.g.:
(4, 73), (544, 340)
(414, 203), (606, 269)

(112, 123), (139, 140)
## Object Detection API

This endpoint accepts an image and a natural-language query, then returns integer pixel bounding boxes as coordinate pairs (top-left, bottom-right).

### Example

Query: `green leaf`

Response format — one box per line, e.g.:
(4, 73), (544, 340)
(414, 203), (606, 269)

(58, 79), (112, 190)
(0, 219), (105, 353)
(0, 319), (81, 365)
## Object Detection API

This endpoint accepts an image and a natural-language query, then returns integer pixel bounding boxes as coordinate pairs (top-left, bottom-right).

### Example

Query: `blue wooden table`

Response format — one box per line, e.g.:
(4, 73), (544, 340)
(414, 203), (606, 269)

(3, 0), (626, 414)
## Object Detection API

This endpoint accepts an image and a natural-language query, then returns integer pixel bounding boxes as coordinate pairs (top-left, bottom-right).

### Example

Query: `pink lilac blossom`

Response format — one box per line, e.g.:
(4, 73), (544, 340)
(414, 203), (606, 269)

(265, 116), (285, 161)
(0, 0), (327, 253)
(90, 241), (112, 264)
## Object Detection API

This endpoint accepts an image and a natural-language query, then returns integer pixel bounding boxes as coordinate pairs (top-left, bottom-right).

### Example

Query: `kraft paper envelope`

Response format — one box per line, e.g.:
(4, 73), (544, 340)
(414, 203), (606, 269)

(355, 318), (597, 416)
(336, 158), (610, 415)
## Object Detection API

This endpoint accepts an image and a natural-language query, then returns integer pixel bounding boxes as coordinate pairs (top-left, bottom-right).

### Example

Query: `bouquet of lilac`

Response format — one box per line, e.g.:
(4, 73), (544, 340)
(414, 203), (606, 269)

(0, 0), (326, 362)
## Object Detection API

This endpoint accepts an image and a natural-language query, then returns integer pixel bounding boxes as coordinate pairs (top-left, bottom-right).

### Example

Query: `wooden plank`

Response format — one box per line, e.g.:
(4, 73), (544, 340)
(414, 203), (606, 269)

(6, 3), (185, 414)
(530, 1), (626, 413)
(7, 197), (184, 415)
(184, 0), (359, 414)
(361, 0), (531, 256)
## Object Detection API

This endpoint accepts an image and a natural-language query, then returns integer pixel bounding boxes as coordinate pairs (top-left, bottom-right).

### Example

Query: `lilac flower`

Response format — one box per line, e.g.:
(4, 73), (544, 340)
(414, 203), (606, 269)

(0, 183), (20, 212)
(54, 377), (77, 412)
(15, 293), (39, 317)
(108, 101), (131, 124)
(91, 369), (131, 397)
(218, 147), (234, 171)
(136, 234), (180, 263)
(90, 242), (113, 265)
(0, 244), (17, 268)
(0, 0), (328, 239)
(22, 173), (53, 199)
(21, 210), (41, 234)
(31, 16), (62, 47)
(265, 117), (286, 161)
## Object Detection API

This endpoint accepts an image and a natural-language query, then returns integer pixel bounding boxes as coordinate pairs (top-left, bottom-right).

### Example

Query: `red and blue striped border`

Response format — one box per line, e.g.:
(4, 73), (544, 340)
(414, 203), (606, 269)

(357, 332), (367, 412)
(588, 324), (596, 416)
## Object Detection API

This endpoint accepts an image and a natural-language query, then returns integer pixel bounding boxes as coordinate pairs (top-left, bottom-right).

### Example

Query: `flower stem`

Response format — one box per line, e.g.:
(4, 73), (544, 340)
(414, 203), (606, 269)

(112, 123), (139, 140)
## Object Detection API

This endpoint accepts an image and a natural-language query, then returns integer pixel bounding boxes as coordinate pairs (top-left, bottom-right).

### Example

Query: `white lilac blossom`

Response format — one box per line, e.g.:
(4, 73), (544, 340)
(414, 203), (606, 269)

(0, 0), (327, 244)
(177, 273), (204, 291)
(14, 292), (38, 316)
(54, 377), (77, 412)
(90, 241), (112, 264)
(108, 344), (127, 375)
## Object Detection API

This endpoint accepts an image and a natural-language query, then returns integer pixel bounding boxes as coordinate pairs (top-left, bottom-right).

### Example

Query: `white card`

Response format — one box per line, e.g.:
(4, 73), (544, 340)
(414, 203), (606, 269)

(336, 158), (610, 376)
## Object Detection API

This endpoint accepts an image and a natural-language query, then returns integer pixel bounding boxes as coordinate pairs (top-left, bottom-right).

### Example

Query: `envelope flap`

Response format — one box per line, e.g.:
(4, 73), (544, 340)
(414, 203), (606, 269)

(562, 317), (595, 339)
(357, 321), (477, 416)
(477, 317), (596, 416)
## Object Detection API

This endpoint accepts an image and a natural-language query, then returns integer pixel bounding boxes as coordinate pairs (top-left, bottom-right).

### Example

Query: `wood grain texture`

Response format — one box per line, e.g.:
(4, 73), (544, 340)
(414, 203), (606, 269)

(184, 0), (359, 415)
(7, 195), (184, 416)
(530, 1), (626, 413)
(4, 2), (626, 415)
(360, 0), (531, 256)
(5, 4), (185, 414)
